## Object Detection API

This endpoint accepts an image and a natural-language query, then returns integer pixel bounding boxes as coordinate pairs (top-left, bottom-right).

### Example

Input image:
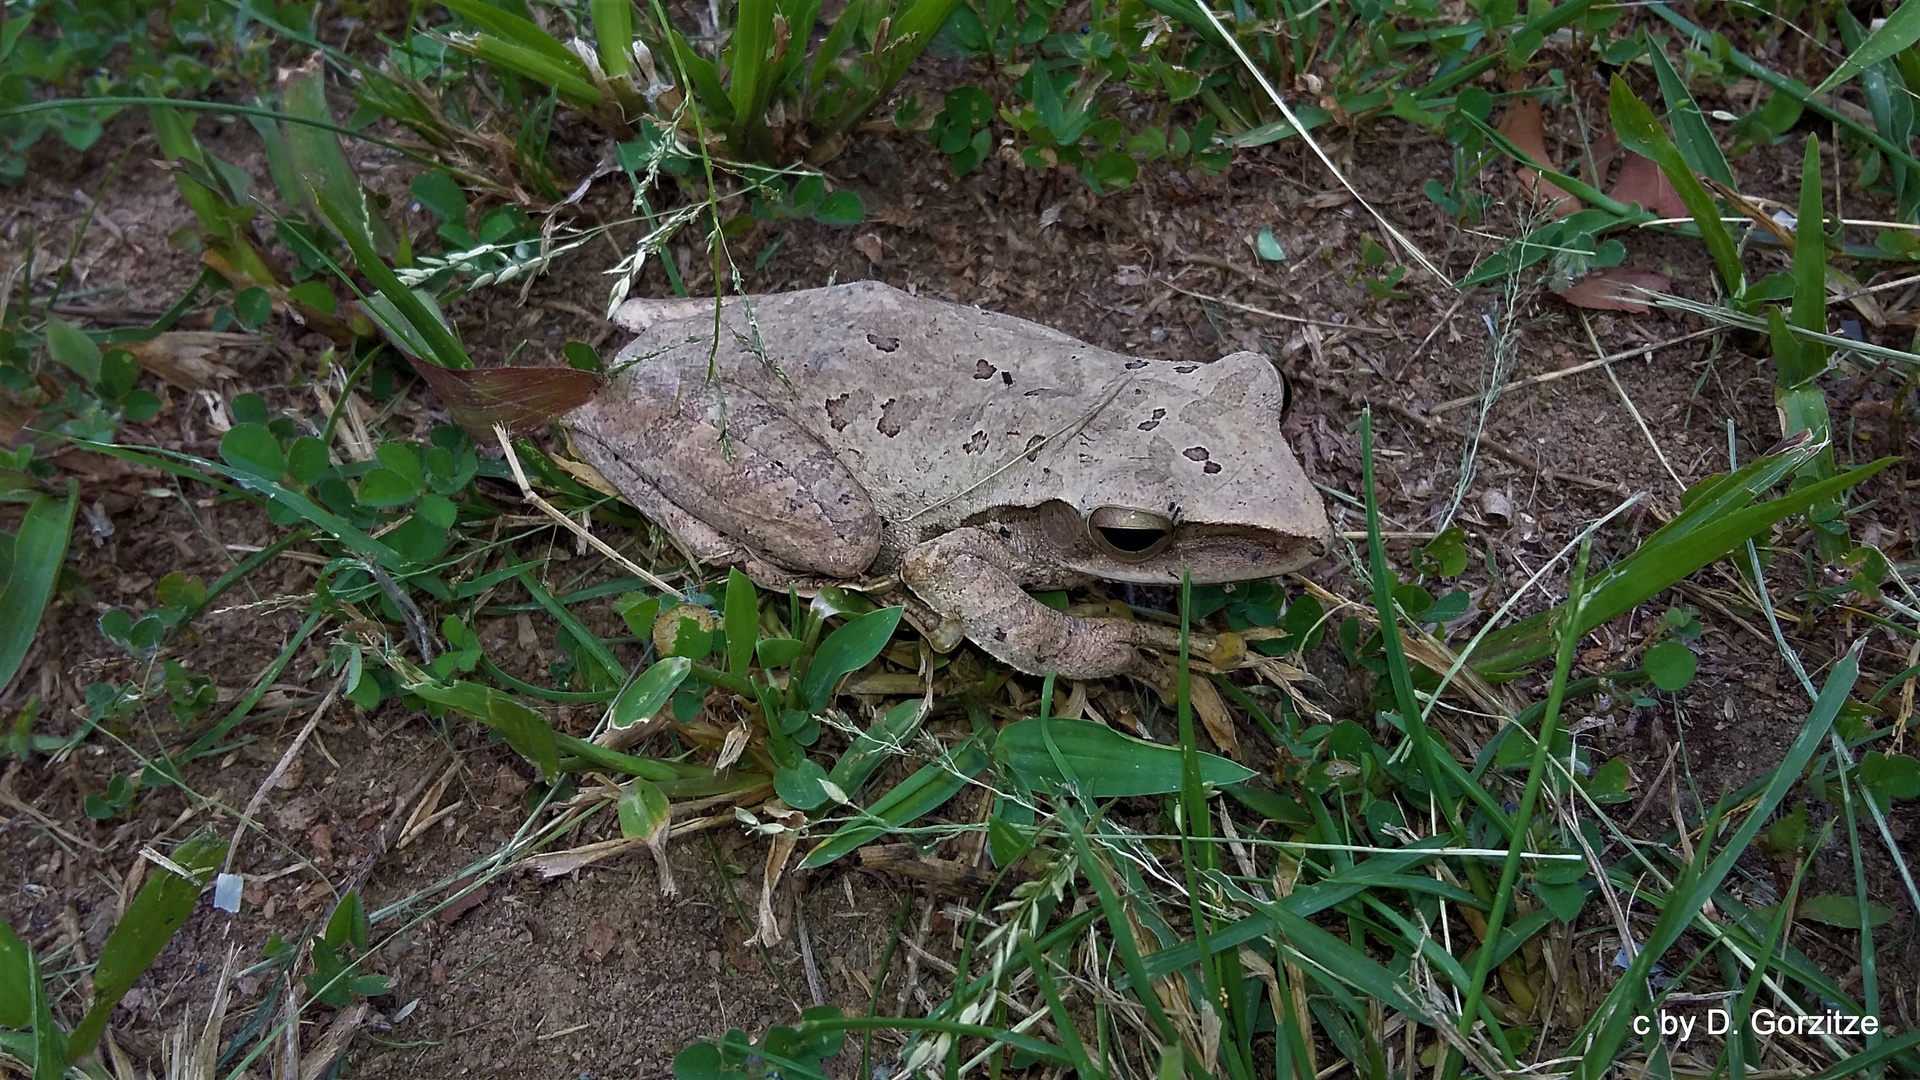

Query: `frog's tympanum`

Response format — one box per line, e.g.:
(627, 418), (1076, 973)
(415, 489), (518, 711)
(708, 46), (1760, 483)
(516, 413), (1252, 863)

(566, 281), (1330, 681)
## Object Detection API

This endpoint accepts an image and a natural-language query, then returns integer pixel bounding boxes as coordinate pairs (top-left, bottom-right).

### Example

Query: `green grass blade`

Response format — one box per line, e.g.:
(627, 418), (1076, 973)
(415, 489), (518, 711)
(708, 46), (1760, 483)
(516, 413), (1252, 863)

(591, 0), (635, 79)
(442, 0), (594, 78)
(1455, 542), (1589, 1075)
(408, 678), (562, 778)
(1608, 74), (1745, 299)
(69, 830), (223, 1058)
(826, 696), (927, 796)
(1470, 454), (1893, 673)
(726, 0), (775, 146)
(1015, 935), (1106, 1080)
(1813, 0), (1920, 95)
(799, 738), (986, 867)
(0, 483), (76, 698)
(1648, 39), (1734, 186)
(1570, 643), (1861, 1076)
(1646, 3), (1920, 178)
(279, 58), (385, 256)
(515, 568), (627, 682)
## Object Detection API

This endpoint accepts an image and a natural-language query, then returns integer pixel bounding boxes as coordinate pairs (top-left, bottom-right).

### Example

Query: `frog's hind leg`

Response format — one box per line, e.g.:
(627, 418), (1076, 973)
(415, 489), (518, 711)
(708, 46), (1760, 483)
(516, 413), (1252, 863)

(902, 528), (1182, 682)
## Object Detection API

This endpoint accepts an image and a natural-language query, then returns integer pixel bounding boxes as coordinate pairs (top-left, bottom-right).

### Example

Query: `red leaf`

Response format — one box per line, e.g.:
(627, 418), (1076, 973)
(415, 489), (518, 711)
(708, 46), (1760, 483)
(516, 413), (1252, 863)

(1554, 267), (1672, 313)
(1609, 153), (1689, 219)
(412, 362), (606, 435)
(1496, 99), (1577, 218)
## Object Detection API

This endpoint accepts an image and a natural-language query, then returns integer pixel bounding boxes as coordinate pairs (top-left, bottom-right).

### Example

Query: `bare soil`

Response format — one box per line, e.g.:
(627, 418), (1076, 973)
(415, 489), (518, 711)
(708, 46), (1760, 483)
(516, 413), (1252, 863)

(3, 44), (1918, 1079)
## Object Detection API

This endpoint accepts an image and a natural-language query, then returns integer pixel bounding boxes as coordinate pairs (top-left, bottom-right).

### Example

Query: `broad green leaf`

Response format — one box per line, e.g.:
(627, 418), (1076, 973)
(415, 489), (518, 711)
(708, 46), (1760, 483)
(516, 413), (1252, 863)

(1643, 641), (1697, 691)
(618, 779), (670, 843)
(220, 422), (285, 481)
(356, 468), (419, 507)
(0, 918), (29, 1028)
(723, 569), (757, 677)
(43, 318), (102, 384)
(814, 190), (864, 226)
(0, 485), (75, 697)
(795, 606), (903, 711)
(611, 657), (692, 729)
(775, 758), (834, 811)
(68, 830), (222, 1058)
(409, 680), (560, 778)
(995, 718), (1255, 797)
(1813, 0), (1920, 95)
(410, 170), (467, 223)
(1794, 893), (1895, 929)
(800, 739), (987, 867)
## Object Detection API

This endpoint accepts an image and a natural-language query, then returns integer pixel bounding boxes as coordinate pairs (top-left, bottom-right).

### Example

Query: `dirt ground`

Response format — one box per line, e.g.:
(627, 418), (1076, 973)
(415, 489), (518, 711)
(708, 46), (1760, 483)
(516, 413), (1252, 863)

(3, 43), (1919, 1079)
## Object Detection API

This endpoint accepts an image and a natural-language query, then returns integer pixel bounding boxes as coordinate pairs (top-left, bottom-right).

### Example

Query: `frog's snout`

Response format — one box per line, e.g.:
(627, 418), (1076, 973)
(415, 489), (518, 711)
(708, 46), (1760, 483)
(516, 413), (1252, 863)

(1086, 506), (1174, 561)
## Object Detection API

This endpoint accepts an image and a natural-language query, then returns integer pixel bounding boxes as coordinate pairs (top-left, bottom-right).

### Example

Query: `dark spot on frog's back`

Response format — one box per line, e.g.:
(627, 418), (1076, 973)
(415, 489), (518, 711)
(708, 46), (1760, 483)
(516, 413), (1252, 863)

(973, 359), (996, 379)
(962, 430), (988, 454)
(866, 332), (901, 353)
(1138, 407), (1166, 431)
(1184, 445), (1223, 475)
(1125, 359), (1148, 370)
(1175, 363), (1199, 373)
(823, 393), (853, 432)
(1023, 434), (1045, 462)
(877, 398), (904, 437)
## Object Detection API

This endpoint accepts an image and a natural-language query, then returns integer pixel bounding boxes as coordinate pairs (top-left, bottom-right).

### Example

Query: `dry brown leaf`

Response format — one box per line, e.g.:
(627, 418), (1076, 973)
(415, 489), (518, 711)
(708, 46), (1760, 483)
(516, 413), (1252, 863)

(852, 233), (886, 265)
(413, 361), (605, 437)
(1554, 267), (1673, 313)
(1496, 99), (1576, 218)
(1186, 675), (1240, 758)
(123, 332), (254, 389)
(749, 804), (805, 947)
(1609, 153), (1688, 219)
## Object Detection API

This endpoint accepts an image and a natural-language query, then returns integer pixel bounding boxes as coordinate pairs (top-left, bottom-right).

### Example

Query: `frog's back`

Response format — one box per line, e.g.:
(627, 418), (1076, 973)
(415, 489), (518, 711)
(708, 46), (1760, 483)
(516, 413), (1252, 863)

(613, 281), (1301, 537)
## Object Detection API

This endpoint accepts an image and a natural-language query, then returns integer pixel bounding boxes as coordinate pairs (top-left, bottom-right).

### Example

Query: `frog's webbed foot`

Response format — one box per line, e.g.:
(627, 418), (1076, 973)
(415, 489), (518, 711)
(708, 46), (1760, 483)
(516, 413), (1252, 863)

(903, 528), (1183, 682)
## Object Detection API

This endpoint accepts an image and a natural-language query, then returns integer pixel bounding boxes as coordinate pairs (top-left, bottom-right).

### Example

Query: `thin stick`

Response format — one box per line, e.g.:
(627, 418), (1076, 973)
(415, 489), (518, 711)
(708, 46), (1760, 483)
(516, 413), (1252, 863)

(1159, 279), (1398, 334)
(222, 673), (345, 876)
(493, 425), (686, 600)
(1428, 327), (1722, 414)
(1580, 315), (1685, 491)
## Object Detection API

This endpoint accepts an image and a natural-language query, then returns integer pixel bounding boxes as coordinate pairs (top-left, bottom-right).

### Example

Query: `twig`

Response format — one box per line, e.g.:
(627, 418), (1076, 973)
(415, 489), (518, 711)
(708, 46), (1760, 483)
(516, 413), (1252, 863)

(493, 425), (686, 600)
(795, 906), (826, 1008)
(223, 674), (346, 876)
(1159, 278), (1398, 334)
(1427, 327), (1722, 414)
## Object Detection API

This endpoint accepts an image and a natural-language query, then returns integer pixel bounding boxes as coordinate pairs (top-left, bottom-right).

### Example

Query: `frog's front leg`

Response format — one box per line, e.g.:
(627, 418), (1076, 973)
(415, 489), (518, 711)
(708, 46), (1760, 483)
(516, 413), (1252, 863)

(901, 528), (1175, 681)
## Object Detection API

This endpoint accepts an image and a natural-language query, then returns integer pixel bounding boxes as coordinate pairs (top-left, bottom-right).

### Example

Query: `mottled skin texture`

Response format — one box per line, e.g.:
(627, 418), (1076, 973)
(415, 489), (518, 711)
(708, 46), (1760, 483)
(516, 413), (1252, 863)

(565, 281), (1330, 679)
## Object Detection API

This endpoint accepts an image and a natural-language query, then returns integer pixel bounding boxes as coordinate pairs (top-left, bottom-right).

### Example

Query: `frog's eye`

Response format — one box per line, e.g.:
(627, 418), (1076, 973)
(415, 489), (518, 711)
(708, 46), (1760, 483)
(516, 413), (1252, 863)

(1088, 507), (1173, 560)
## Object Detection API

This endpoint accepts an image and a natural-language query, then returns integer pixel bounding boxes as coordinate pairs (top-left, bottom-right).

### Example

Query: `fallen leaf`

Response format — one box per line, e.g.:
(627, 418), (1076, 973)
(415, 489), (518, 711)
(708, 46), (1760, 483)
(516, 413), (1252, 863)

(1610, 153), (1688, 218)
(1555, 267), (1673, 313)
(852, 233), (885, 265)
(309, 824), (334, 862)
(411, 362), (605, 436)
(438, 879), (490, 924)
(1496, 99), (1577, 218)
(123, 332), (253, 389)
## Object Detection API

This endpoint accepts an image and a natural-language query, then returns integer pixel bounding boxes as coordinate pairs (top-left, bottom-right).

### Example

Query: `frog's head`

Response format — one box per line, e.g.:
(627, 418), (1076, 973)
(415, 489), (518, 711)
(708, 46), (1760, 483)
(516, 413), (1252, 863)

(989, 350), (1331, 585)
